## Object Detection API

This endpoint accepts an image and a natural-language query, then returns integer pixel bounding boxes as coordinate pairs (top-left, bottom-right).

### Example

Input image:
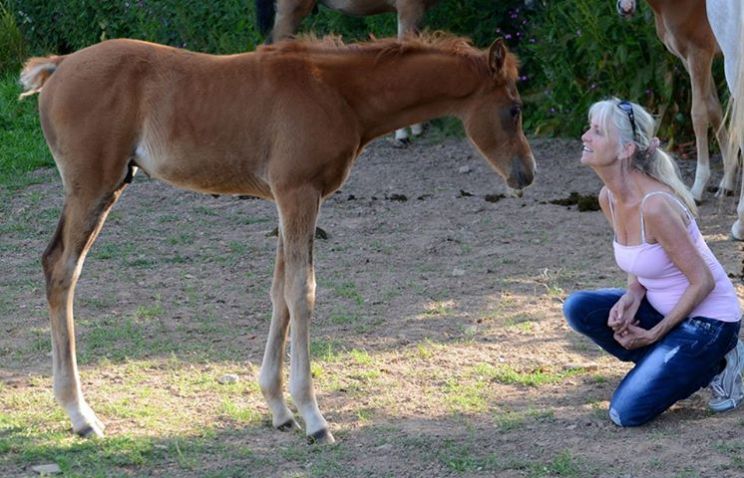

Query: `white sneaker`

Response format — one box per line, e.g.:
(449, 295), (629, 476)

(709, 339), (744, 413)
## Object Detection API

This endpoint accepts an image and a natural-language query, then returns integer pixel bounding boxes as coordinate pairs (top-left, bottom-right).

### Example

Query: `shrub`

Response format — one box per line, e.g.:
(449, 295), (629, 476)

(520, 0), (721, 146)
(0, 1), (27, 74)
(12, 0), (261, 55)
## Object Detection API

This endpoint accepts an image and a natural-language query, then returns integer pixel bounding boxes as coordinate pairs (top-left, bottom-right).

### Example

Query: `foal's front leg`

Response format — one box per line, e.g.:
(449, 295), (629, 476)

(259, 235), (300, 431)
(276, 187), (334, 444)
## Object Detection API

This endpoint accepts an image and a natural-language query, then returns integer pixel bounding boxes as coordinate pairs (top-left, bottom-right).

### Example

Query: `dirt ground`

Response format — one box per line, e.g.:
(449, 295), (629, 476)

(2, 135), (744, 477)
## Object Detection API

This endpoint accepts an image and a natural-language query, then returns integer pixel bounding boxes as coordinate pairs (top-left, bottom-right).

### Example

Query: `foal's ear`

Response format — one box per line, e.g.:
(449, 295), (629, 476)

(487, 38), (507, 77)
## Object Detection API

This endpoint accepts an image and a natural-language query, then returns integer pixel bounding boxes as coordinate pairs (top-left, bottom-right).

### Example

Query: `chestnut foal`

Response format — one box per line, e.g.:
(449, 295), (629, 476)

(21, 34), (534, 443)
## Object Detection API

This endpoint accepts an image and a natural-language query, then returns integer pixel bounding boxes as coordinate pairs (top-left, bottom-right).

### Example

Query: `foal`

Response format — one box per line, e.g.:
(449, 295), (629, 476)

(617, 0), (738, 203)
(256, 0), (440, 145)
(21, 34), (535, 443)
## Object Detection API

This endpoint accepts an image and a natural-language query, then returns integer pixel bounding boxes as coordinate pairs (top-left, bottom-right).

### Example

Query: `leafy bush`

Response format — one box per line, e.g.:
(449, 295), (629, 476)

(12, 0), (261, 54)
(520, 0), (718, 145)
(0, 1), (27, 74)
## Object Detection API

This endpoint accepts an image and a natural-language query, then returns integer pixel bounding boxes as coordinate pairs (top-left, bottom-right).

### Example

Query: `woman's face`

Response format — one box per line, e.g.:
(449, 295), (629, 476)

(580, 116), (619, 167)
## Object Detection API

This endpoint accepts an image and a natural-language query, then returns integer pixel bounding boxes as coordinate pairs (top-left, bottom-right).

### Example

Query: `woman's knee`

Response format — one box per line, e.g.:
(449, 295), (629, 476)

(563, 290), (595, 331)
(608, 401), (654, 427)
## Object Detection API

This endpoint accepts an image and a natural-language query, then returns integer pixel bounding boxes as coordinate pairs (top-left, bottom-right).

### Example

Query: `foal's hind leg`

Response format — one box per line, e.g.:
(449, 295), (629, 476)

(259, 234), (301, 431)
(42, 172), (129, 437)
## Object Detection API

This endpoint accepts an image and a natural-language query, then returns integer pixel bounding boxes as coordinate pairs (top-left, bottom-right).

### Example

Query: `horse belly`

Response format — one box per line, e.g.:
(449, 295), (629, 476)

(134, 139), (273, 198)
(322, 0), (395, 16)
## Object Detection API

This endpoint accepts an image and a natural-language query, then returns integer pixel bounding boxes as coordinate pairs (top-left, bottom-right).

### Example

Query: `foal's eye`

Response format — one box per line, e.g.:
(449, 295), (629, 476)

(510, 105), (521, 119)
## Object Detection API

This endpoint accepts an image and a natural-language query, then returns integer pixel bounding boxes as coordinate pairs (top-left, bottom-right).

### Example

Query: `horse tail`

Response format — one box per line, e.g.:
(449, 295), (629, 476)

(19, 55), (65, 99)
(721, 7), (744, 178)
(255, 0), (276, 37)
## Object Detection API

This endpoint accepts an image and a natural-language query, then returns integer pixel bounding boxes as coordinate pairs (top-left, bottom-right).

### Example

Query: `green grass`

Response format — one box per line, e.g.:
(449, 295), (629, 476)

(0, 73), (54, 190)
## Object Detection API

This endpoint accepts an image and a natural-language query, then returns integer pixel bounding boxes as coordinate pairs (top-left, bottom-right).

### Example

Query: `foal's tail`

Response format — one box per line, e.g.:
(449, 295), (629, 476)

(19, 55), (66, 99)
(255, 0), (276, 37)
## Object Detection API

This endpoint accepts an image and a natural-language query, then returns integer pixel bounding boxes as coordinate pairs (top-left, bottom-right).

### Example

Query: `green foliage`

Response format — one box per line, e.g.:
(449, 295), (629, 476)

(0, 1), (27, 74)
(0, 73), (52, 189)
(12, 0), (261, 54)
(521, 0), (709, 145)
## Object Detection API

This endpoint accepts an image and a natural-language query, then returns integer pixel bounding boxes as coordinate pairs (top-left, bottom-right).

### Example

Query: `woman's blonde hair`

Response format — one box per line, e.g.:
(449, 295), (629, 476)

(588, 98), (698, 215)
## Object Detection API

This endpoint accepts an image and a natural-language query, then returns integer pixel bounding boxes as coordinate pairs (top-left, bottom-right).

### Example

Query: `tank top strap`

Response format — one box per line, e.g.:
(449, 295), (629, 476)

(639, 191), (693, 243)
(606, 189), (618, 240)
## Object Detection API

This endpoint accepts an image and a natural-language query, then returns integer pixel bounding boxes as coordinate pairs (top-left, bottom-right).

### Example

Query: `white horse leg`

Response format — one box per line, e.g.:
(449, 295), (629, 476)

(259, 235), (300, 430)
(276, 187), (333, 444)
(688, 57), (713, 203)
(733, 183), (744, 240)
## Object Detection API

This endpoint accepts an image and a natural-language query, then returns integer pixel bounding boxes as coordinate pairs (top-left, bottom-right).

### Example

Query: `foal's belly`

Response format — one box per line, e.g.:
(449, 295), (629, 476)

(134, 140), (273, 199)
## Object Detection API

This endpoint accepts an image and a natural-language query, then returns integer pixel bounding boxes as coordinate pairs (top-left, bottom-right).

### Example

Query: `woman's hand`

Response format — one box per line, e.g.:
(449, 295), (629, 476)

(607, 292), (641, 334)
(613, 323), (659, 350)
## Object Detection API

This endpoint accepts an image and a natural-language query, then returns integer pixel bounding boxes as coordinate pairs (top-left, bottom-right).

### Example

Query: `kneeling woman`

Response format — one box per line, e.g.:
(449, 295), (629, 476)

(564, 98), (743, 426)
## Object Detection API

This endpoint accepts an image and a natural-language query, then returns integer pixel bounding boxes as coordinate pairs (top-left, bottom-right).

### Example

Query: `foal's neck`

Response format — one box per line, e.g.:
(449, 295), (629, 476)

(324, 51), (484, 143)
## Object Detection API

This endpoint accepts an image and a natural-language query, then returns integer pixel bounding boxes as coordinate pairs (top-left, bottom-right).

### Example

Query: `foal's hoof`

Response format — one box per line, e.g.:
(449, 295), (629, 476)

(74, 424), (104, 439)
(307, 428), (335, 445)
(277, 418), (301, 432)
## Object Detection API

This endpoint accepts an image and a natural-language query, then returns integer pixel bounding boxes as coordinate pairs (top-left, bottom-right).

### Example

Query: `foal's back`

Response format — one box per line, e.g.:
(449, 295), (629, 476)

(38, 39), (359, 197)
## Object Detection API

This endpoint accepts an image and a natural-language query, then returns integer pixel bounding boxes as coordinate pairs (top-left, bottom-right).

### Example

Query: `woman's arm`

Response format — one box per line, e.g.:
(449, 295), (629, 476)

(615, 195), (714, 349)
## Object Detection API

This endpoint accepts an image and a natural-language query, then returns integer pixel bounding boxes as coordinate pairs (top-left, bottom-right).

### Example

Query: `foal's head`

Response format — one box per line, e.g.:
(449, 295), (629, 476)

(461, 39), (535, 193)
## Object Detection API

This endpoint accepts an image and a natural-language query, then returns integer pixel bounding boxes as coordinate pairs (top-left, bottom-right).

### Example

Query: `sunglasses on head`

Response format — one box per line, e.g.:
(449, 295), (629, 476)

(617, 100), (638, 141)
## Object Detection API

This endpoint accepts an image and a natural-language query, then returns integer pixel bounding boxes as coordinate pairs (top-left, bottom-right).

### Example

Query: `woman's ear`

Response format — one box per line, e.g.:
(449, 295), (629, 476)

(619, 141), (636, 160)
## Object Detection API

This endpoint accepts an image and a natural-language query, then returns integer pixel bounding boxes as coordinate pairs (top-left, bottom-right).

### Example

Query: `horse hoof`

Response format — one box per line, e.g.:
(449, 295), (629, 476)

(307, 428), (335, 445)
(314, 227), (329, 240)
(707, 186), (735, 197)
(392, 138), (411, 148)
(75, 424), (104, 439)
(277, 418), (301, 432)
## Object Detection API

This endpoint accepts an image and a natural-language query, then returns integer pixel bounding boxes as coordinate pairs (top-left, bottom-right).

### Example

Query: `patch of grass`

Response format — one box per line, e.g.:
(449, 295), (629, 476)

(493, 408), (555, 431)
(444, 378), (488, 413)
(436, 438), (501, 472)
(423, 300), (453, 317)
(471, 362), (585, 387)
(714, 440), (744, 471)
(333, 281), (364, 306)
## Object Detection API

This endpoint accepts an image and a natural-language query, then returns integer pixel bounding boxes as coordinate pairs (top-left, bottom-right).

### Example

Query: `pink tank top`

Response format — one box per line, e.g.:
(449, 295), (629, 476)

(610, 191), (741, 322)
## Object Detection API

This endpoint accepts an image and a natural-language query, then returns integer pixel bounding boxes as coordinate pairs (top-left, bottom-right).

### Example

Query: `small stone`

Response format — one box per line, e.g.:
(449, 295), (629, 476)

(32, 464), (62, 475)
(218, 374), (239, 384)
(458, 165), (471, 174)
(452, 268), (465, 277)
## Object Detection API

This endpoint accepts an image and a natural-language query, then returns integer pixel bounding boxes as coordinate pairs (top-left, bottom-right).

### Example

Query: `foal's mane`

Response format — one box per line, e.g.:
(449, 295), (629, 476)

(259, 32), (519, 81)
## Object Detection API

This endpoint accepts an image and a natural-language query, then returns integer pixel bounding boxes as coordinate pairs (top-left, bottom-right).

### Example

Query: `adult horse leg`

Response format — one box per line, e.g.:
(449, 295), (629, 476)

(393, 0), (428, 146)
(706, 82), (736, 195)
(272, 0), (317, 42)
(275, 185), (333, 444)
(42, 161), (131, 437)
(259, 234), (301, 431)
(687, 53), (715, 203)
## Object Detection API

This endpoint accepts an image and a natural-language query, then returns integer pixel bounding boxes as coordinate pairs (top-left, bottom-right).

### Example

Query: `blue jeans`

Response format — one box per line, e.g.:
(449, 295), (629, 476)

(564, 288), (740, 427)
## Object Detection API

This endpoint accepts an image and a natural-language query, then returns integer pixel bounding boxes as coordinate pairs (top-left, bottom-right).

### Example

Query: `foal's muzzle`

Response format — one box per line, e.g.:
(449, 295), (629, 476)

(507, 156), (535, 191)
